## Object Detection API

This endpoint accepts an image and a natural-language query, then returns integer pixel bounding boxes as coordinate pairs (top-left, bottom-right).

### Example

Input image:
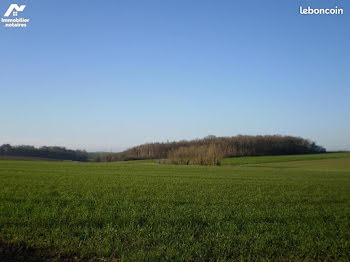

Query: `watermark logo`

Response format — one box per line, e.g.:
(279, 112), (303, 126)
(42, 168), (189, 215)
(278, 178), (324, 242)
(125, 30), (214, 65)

(299, 6), (344, 15)
(4, 4), (25, 17)
(2, 3), (30, 27)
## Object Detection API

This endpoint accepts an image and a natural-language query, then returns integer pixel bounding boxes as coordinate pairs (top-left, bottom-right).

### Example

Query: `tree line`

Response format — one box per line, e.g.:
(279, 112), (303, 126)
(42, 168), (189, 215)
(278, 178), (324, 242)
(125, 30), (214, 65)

(97, 135), (326, 165)
(0, 144), (88, 161)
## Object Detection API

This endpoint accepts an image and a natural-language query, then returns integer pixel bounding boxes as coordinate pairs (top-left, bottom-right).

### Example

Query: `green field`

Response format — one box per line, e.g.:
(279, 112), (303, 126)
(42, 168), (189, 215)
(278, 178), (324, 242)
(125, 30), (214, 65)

(221, 152), (350, 166)
(1, 154), (350, 261)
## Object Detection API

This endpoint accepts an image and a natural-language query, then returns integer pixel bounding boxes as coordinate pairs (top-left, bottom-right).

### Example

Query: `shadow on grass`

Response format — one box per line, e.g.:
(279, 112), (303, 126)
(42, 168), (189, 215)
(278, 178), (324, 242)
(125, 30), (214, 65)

(0, 239), (119, 262)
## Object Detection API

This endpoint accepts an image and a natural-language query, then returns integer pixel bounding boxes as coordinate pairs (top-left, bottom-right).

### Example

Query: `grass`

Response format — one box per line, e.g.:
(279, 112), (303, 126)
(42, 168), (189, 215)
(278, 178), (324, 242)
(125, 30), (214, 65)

(221, 152), (350, 166)
(0, 156), (61, 161)
(0, 154), (350, 261)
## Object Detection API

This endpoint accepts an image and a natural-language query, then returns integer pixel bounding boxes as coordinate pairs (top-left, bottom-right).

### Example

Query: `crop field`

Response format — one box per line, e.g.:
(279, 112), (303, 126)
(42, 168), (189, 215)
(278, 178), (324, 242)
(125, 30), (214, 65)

(1, 154), (350, 261)
(221, 152), (350, 166)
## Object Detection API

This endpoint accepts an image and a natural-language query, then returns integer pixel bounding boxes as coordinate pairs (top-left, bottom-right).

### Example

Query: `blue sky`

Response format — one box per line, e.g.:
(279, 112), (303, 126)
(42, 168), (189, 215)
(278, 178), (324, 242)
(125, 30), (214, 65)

(1, 0), (349, 151)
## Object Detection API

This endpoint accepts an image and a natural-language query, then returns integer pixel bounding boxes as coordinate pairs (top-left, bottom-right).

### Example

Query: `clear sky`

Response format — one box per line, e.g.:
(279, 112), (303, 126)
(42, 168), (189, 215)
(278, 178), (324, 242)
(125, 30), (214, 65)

(1, 0), (349, 152)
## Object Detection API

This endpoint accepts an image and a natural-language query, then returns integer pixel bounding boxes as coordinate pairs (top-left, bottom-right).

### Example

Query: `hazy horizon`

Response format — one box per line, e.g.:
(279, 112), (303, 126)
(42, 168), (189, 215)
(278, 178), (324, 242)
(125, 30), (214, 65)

(1, 0), (349, 152)
(1, 133), (349, 153)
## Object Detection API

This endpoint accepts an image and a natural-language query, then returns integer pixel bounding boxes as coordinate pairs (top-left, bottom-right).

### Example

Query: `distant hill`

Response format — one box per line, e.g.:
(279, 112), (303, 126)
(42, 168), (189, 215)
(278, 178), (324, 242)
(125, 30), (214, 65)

(0, 144), (88, 162)
(0, 155), (64, 161)
(98, 135), (326, 165)
(87, 152), (112, 161)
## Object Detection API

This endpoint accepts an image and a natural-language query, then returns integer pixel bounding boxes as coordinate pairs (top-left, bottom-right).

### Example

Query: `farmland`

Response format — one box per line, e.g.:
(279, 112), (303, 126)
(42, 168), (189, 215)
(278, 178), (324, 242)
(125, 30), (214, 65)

(1, 153), (350, 261)
(221, 152), (350, 166)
